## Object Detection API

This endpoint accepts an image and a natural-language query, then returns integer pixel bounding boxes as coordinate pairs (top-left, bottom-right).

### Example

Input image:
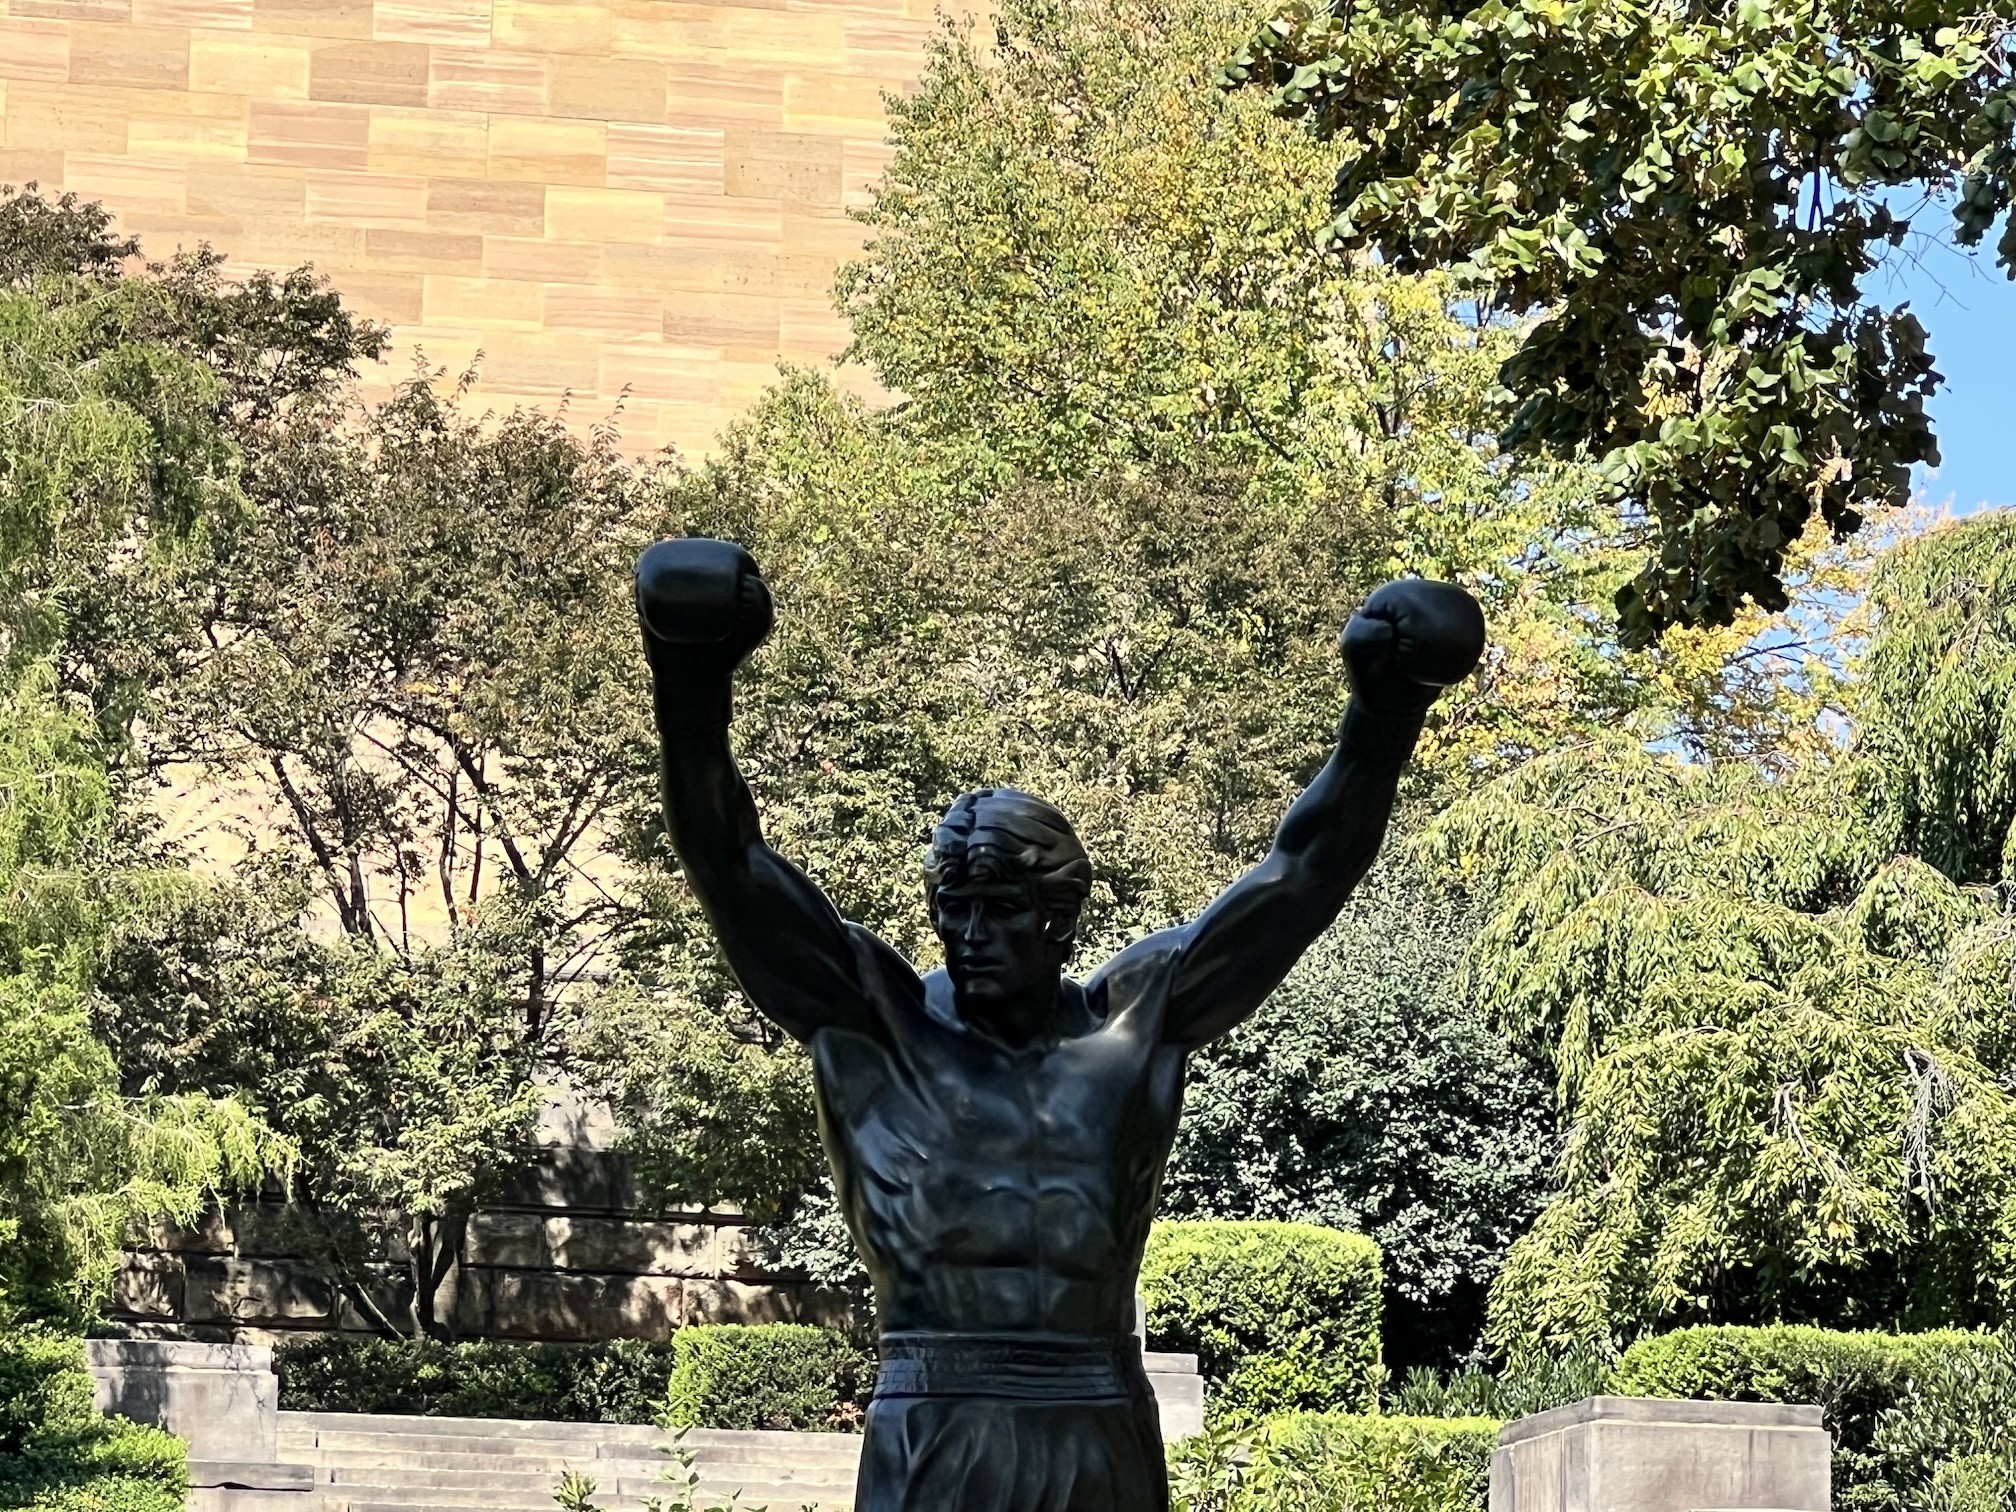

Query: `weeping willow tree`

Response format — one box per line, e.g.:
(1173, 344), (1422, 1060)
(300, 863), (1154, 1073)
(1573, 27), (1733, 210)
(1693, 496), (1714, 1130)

(1, 265), (276, 1321)
(1422, 511), (2016, 1356)
(0, 664), (275, 1319)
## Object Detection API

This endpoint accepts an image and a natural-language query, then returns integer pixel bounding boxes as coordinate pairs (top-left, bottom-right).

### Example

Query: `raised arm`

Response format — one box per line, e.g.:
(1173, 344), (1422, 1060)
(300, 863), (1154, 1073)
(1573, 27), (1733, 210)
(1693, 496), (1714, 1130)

(1156, 580), (1485, 1049)
(638, 538), (906, 1042)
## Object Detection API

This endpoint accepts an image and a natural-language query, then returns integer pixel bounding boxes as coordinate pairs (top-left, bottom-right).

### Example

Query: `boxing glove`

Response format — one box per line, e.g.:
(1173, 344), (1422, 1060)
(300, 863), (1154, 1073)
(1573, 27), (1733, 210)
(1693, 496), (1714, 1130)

(1340, 579), (1486, 717)
(636, 537), (774, 727)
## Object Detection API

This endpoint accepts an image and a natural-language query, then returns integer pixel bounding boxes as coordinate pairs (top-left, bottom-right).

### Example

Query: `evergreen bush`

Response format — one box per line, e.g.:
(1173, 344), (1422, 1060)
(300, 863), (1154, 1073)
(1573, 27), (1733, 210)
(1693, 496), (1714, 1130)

(275, 1336), (678, 1424)
(0, 1326), (186, 1512)
(1169, 1411), (1497, 1511)
(660, 1324), (869, 1433)
(1141, 1219), (1382, 1421)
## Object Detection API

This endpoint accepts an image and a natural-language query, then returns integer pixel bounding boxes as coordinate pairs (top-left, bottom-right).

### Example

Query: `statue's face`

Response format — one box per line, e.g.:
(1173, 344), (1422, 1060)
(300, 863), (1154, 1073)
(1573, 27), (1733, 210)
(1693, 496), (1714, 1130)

(932, 874), (1061, 1010)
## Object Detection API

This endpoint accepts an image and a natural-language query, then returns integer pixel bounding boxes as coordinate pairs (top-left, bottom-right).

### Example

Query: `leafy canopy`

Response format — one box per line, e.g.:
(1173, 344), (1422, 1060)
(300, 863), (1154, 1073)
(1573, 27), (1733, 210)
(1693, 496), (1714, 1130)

(1225, 0), (2016, 643)
(1162, 880), (1553, 1369)
(1422, 512), (2016, 1355)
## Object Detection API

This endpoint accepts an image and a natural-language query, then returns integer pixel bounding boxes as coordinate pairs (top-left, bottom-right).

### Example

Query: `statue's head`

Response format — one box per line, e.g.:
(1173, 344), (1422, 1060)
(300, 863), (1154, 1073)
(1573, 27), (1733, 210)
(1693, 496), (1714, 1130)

(925, 788), (1092, 1012)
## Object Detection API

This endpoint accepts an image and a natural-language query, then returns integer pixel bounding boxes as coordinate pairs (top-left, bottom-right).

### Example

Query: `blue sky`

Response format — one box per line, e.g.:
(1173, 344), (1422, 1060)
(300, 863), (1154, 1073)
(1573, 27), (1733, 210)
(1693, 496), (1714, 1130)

(1880, 229), (2015, 517)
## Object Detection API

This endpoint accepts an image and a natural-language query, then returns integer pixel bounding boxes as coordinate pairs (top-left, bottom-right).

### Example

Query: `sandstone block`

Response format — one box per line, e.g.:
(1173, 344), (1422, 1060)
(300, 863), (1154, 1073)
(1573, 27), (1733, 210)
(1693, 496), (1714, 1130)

(87, 1339), (281, 1463)
(115, 1252), (188, 1320)
(1489, 1396), (1830, 1512)
(184, 1257), (335, 1327)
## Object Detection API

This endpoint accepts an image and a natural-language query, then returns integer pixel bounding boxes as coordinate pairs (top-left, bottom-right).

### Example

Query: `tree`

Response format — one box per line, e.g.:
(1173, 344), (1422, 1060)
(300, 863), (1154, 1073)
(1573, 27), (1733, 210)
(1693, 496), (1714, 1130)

(0, 663), (269, 1321)
(1, 182), (384, 746)
(842, 0), (1882, 773)
(0, 232), (272, 1322)
(1161, 878), (1555, 1368)
(94, 373), (680, 1338)
(1224, 0), (2014, 643)
(1418, 512), (2016, 1356)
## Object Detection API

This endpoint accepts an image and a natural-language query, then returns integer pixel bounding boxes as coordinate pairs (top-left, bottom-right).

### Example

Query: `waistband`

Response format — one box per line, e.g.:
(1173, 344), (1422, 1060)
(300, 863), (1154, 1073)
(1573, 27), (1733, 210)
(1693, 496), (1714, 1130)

(872, 1332), (1149, 1402)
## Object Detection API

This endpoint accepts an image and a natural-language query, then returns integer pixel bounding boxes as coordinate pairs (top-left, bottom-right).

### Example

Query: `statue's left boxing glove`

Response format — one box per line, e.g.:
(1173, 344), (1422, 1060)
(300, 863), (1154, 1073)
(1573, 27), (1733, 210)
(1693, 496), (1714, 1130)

(1340, 579), (1486, 718)
(636, 537), (774, 728)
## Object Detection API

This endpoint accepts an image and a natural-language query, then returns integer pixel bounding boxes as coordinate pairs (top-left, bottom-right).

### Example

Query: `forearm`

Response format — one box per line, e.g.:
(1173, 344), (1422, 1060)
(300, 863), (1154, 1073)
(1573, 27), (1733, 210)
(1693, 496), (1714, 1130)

(656, 719), (763, 883)
(1268, 700), (1424, 889)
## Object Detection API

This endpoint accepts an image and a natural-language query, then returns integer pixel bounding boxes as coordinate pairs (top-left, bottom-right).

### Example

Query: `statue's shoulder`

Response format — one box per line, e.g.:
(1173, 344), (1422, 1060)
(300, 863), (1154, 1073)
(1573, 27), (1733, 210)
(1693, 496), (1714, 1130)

(1084, 928), (1185, 1014)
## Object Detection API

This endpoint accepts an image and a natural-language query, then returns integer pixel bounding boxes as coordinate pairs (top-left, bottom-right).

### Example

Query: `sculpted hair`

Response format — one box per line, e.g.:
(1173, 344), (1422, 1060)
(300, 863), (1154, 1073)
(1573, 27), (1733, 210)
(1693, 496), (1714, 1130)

(925, 788), (1093, 949)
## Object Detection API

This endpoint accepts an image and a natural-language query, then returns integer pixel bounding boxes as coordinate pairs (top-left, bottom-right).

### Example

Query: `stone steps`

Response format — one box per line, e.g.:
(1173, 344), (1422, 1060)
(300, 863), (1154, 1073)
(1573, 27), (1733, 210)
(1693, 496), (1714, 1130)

(277, 1412), (860, 1512)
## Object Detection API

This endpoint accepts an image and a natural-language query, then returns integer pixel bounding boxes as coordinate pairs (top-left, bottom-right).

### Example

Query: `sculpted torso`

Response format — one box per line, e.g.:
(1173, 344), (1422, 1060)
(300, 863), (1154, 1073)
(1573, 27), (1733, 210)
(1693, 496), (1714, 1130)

(815, 945), (1187, 1336)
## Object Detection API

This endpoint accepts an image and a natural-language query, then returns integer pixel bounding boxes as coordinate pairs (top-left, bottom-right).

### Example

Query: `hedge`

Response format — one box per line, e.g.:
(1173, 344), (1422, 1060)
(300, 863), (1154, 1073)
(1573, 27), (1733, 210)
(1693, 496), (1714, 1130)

(1142, 1219), (1382, 1422)
(1170, 1412), (1497, 1512)
(662, 1324), (871, 1433)
(0, 1327), (187, 1512)
(1610, 1324), (2010, 1511)
(275, 1335), (679, 1423)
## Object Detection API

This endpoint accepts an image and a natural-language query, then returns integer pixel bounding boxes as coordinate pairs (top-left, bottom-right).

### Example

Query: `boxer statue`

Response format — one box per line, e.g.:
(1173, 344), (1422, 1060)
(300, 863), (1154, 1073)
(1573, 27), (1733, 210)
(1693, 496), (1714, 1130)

(636, 538), (1485, 1512)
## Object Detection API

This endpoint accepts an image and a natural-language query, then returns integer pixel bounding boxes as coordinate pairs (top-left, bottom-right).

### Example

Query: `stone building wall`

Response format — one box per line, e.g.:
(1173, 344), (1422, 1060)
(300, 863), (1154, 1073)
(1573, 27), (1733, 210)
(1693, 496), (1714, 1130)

(8, 0), (929, 1348)
(0, 0), (953, 458)
(114, 1123), (850, 1343)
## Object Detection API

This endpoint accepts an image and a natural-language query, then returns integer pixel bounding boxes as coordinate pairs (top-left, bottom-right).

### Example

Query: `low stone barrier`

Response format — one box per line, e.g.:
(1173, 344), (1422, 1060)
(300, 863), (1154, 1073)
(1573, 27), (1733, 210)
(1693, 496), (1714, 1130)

(82, 1337), (1203, 1512)
(1489, 1395), (1831, 1512)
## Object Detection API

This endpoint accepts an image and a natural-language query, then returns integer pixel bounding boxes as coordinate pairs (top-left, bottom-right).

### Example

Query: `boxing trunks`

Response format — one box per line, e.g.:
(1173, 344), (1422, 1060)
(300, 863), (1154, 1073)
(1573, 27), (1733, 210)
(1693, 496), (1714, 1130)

(855, 1332), (1169, 1512)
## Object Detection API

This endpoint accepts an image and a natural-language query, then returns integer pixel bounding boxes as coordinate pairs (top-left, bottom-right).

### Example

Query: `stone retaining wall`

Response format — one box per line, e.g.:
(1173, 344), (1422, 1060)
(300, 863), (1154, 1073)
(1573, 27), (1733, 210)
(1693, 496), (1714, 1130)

(114, 1137), (847, 1343)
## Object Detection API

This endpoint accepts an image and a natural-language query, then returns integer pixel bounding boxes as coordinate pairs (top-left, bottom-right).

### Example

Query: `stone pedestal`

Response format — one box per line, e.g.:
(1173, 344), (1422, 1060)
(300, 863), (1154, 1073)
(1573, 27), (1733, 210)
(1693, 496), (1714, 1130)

(1146, 1351), (1205, 1441)
(85, 1339), (281, 1463)
(1490, 1396), (1830, 1512)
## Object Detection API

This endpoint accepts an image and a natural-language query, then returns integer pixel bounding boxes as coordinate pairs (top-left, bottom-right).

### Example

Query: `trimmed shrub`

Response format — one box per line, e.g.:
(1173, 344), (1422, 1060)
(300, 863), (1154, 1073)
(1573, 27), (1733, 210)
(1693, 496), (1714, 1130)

(661, 1324), (870, 1433)
(0, 1327), (187, 1512)
(1142, 1219), (1382, 1422)
(1610, 1324), (2005, 1510)
(1169, 1412), (1497, 1512)
(275, 1336), (678, 1424)
(1389, 1349), (1610, 1422)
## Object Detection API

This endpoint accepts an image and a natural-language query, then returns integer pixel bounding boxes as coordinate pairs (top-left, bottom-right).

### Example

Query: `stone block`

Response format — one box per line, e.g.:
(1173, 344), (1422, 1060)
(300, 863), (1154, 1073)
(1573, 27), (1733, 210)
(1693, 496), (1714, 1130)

(493, 1145), (640, 1213)
(1153, 1370), (1193, 1451)
(683, 1277), (823, 1326)
(114, 1253), (187, 1320)
(458, 1268), (685, 1341)
(86, 1339), (280, 1463)
(1488, 1396), (1830, 1512)
(184, 1257), (335, 1328)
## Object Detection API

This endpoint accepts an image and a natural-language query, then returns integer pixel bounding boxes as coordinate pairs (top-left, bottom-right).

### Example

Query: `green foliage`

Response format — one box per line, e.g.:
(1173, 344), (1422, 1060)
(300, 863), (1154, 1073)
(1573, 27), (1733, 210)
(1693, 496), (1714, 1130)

(1169, 1412), (1497, 1512)
(275, 1335), (680, 1424)
(1223, 0), (2011, 643)
(1163, 881), (1553, 1369)
(1387, 1350), (1609, 1423)
(1858, 513), (2016, 885)
(660, 1325), (868, 1434)
(0, 661), (270, 1316)
(1612, 1324), (2015, 1511)
(1413, 514), (2016, 1355)
(836, 0), (1849, 775)
(1142, 1219), (1383, 1421)
(0, 1325), (186, 1512)
(1872, 1339), (2016, 1512)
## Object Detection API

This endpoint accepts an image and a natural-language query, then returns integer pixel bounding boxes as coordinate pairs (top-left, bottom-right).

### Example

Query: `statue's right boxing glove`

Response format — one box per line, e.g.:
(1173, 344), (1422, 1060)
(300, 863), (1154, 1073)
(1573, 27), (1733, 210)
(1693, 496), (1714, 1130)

(636, 537), (775, 729)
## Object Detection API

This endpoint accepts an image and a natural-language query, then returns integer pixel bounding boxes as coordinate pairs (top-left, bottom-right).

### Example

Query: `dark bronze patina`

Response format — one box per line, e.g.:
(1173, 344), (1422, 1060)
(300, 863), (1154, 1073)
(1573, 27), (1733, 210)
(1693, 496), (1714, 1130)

(636, 538), (1485, 1512)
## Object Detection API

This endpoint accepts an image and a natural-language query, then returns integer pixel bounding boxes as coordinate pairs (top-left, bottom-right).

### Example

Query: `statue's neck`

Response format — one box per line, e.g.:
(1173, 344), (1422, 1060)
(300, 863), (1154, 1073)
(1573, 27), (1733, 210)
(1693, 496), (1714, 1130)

(960, 977), (1079, 1050)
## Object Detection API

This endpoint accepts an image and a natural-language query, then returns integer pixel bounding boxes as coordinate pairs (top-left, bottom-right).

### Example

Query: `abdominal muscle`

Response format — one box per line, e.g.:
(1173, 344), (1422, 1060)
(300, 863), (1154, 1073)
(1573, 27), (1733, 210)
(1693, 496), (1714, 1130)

(812, 967), (1184, 1343)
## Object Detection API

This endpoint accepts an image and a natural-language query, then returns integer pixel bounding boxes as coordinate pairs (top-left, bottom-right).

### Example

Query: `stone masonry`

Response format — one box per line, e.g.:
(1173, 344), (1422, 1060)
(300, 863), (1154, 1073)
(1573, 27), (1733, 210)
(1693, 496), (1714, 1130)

(112, 1102), (850, 1342)
(0, 0), (966, 459)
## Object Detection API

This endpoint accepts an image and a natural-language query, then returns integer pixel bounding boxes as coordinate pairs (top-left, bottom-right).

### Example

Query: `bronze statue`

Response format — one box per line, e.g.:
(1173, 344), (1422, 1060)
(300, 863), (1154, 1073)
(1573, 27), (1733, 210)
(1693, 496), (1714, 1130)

(636, 538), (1484, 1512)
